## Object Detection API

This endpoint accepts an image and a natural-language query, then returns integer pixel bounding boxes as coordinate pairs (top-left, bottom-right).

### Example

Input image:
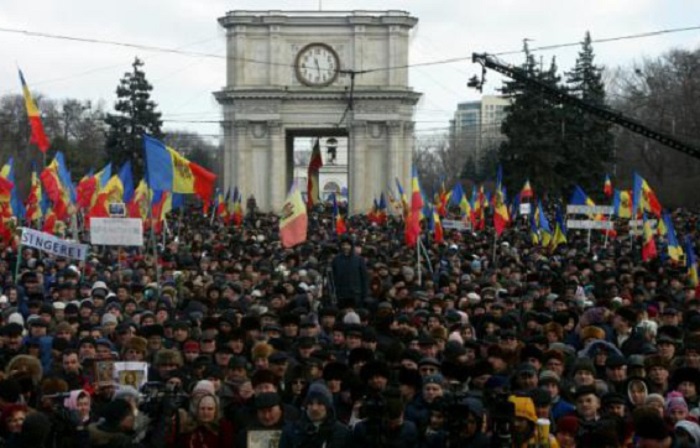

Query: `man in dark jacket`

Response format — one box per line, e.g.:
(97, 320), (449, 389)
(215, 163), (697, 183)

(331, 237), (368, 310)
(280, 382), (351, 448)
(352, 395), (419, 448)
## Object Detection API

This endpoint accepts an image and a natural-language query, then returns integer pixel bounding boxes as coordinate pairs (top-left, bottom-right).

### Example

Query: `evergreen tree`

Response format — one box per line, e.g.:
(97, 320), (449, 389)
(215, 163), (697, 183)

(105, 58), (163, 178)
(460, 154), (478, 180)
(562, 32), (614, 194)
(499, 44), (566, 195)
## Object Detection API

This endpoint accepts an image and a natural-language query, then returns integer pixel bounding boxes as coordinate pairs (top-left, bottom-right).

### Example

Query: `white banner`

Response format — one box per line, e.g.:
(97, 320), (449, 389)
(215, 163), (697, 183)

(566, 219), (615, 230)
(566, 205), (614, 215)
(442, 219), (470, 230)
(20, 227), (88, 261)
(519, 203), (532, 215)
(90, 218), (144, 246)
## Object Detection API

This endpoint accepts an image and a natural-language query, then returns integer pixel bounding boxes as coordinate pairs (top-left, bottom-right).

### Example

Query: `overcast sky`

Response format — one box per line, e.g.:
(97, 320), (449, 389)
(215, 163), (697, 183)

(1, 0), (699, 144)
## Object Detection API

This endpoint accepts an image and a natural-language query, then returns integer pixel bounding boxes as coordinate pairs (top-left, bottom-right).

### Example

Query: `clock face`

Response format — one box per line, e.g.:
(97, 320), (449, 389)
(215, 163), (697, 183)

(295, 43), (340, 87)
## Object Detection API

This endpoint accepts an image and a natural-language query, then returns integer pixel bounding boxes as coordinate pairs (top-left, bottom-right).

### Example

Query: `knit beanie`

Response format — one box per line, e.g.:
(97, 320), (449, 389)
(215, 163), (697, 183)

(666, 391), (688, 414)
(304, 382), (333, 408)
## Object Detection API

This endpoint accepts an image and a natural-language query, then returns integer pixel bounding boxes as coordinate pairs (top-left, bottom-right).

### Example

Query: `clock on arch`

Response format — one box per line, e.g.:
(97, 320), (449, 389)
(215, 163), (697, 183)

(294, 43), (340, 87)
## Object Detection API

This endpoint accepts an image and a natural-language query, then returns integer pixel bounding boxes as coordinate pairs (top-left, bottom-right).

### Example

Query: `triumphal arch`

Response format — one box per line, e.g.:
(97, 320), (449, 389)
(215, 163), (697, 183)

(215, 10), (421, 213)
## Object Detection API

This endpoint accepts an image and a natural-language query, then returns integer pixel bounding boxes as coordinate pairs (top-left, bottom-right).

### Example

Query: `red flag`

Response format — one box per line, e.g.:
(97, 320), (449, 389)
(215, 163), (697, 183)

(603, 174), (613, 198)
(306, 139), (323, 209)
(642, 215), (657, 261)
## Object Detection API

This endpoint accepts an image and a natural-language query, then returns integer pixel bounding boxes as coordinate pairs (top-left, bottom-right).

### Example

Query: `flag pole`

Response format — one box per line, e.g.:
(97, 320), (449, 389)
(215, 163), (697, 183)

(142, 136), (161, 291)
(13, 242), (22, 283)
(416, 233), (422, 286)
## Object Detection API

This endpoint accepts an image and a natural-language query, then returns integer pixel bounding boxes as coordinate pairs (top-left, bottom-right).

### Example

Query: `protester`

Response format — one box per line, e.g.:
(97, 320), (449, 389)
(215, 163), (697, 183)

(0, 193), (697, 448)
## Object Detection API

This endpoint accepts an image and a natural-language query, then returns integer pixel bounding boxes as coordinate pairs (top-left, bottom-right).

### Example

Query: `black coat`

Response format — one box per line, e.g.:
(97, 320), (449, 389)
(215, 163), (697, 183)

(352, 419), (419, 448)
(279, 415), (351, 448)
(331, 253), (368, 304)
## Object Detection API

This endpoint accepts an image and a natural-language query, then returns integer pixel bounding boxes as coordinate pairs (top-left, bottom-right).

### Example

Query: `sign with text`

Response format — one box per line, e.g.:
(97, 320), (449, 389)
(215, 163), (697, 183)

(20, 227), (88, 261)
(566, 219), (615, 230)
(90, 218), (144, 246)
(566, 205), (614, 215)
(442, 219), (470, 230)
(519, 203), (532, 215)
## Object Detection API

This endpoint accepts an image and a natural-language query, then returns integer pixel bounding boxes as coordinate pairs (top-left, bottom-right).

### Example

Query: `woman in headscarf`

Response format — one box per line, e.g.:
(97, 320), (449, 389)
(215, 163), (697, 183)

(181, 391), (235, 448)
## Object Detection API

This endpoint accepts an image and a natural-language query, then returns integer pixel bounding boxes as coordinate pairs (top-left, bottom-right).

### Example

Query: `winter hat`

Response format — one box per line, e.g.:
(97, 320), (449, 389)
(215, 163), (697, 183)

(666, 391), (688, 414)
(18, 412), (51, 446)
(539, 370), (561, 385)
(114, 385), (141, 403)
(101, 313), (118, 326)
(422, 374), (445, 387)
(557, 415), (580, 435)
(123, 336), (147, 354)
(100, 398), (133, 426)
(572, 358), (596, 376)
(192, 380), (216, 395)
(645, 393), (665, 408)
(304, 382), (333, 408)
(342, 311), (361, 325)
(581, 325), (605, 341)
(8, 312), (24, 327)
(447, 331), (464, 345)
(675, 420), (700, 446)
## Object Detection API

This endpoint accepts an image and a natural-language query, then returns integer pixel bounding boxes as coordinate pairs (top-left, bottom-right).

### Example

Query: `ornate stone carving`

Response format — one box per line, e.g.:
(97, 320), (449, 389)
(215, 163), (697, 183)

(251, 122), (268, 139)
(236, 103), (280, 114)
(267, 120), (283, 136)
(368, 122), (384, 139)
(387, 120), (403, 135)
(233, 119), (250, 130)
(355, 103), (398, 114)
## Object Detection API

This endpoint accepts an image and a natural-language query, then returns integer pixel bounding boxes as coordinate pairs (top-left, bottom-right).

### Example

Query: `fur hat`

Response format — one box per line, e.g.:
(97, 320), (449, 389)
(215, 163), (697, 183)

(251, 342), (274, 360)
(580, 325), (605, 341)
(154, 349), (183, 367)
(6, 355), (43, 385)
(430, 326), (448, 342)
(123, 336), (147, 354)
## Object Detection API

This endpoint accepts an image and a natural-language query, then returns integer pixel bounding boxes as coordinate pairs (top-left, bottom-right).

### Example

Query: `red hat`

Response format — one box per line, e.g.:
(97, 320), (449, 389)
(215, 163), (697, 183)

(557, 415), (579, 435)
(183, 341), (200, 352)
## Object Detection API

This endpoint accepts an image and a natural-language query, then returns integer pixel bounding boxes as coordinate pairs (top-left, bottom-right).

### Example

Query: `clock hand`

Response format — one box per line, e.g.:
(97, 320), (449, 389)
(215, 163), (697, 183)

(315, 58), (320, 74)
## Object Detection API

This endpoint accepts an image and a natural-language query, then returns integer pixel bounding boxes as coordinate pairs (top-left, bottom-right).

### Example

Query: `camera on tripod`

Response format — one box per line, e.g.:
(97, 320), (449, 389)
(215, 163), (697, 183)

(139, 381), (189, 417)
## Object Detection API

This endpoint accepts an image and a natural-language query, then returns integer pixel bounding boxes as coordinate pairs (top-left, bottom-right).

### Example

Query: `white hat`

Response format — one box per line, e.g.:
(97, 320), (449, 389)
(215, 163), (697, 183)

(8, 312), (24, 326)
(53, 302), (66, 310)
(0, 295), (8, 305)
(467, 292), (481, 304)
(91, 281), (109, 293)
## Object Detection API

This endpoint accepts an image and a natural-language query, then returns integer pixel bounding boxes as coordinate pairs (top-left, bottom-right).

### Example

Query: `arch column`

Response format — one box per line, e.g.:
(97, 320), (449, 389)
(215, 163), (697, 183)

(268, 120), (285, 211)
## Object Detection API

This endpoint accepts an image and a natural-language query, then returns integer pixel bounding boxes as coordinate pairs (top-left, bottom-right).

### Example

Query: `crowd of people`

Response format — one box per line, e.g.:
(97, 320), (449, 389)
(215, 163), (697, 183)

(0, 203), (697, 448)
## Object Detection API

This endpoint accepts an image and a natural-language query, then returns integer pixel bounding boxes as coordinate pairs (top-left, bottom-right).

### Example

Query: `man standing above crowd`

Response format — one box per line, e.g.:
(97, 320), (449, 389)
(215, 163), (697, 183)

(331, 236), (368, 310)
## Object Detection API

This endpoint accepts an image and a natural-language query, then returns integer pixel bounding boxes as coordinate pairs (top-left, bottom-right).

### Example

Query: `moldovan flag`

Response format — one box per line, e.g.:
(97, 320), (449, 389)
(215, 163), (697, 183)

(143, 135), (216, 202)
(18, 69), (49, 153)
(26, 169), (43, 221)
(333, 194), (347, 235)
(307, 138), (323, 209)
(613, 190), (632, 219)
(280, 182), (307, 248)
(685, 236), (699, 287)
(664, 212), (683, 263)
(633, 173), (662, 217)
(642, 214), (658, 261)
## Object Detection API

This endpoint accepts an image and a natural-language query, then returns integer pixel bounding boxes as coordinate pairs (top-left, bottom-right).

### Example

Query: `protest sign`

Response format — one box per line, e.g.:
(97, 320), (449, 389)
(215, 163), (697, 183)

(20, 227), (88, 261)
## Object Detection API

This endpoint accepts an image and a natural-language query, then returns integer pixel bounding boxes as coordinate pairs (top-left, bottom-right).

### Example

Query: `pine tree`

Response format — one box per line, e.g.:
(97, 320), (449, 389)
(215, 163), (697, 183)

(499, 44), (566, 195)
(105, 58), (163, 178)
(562, 32), (614, 194)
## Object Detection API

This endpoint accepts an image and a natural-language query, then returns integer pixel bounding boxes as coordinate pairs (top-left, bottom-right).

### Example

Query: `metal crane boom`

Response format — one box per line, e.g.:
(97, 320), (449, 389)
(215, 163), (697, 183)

(471, 52), (700, 160)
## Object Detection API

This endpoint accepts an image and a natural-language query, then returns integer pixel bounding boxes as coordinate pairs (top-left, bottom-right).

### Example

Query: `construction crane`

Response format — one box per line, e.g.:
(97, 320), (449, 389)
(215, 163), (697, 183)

(470, 53), (700, 161)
